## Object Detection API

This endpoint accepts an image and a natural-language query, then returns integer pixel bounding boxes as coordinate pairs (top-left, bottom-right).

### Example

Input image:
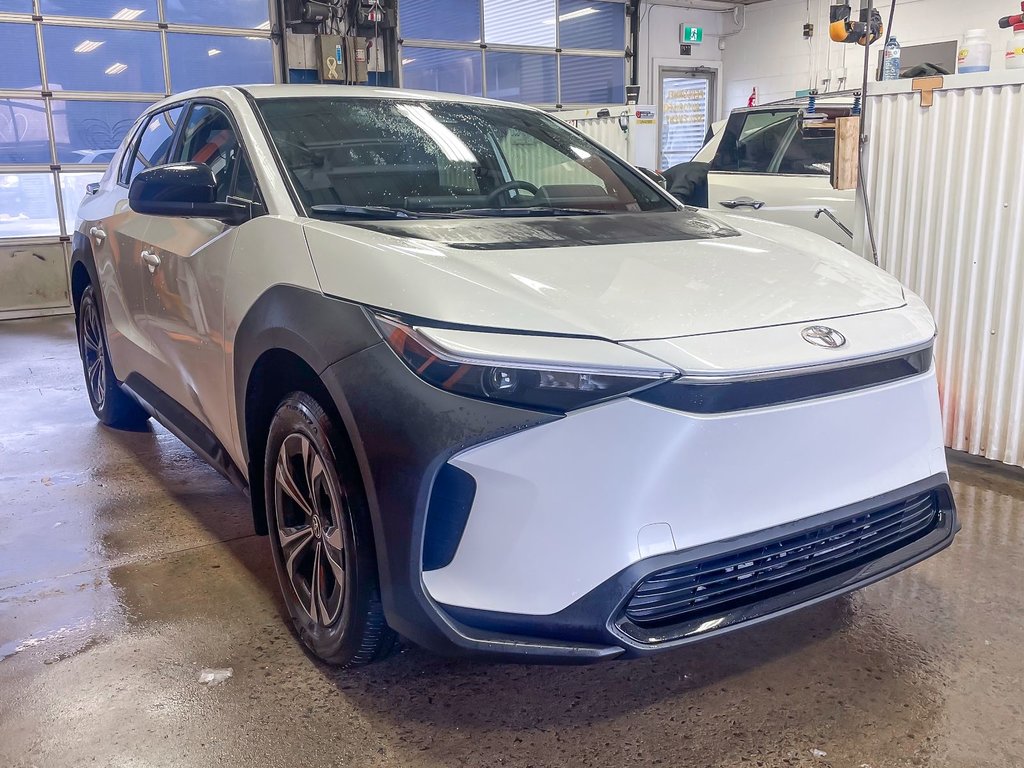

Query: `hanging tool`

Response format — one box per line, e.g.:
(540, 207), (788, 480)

(829, 0), (883, 45)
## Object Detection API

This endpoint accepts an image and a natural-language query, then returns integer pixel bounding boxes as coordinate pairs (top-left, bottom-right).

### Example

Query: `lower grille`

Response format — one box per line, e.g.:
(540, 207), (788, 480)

(624, 491), (942, 631)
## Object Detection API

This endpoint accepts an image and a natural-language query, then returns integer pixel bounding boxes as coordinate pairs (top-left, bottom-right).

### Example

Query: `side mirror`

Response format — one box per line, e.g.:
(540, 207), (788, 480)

(129, 163), (249, 225)
(638, 166), (667, 189)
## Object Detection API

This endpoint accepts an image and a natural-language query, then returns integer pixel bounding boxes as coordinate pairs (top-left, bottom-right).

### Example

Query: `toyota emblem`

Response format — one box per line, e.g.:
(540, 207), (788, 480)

(801, 325), (847, 349)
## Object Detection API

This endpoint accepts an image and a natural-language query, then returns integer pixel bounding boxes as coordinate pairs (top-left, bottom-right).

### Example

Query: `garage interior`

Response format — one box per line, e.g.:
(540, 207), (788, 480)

(1, 0), (1023, 766)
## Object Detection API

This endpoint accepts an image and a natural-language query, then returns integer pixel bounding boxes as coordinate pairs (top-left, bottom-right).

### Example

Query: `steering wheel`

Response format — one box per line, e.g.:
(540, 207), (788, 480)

(485, 180), (540, 206)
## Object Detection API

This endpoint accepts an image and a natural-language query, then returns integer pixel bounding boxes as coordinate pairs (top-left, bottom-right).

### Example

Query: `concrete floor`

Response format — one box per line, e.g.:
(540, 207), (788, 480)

(1, 317), (1022, 768)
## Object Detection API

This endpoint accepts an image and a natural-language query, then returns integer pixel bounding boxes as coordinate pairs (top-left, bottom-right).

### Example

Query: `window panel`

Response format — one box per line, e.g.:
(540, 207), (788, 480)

(39, 0), (159, 21)
(559, 0), (624, 50)
(559, 55), (625, 104)
(163, 0), (270, 29)
(43, 26), (164, 94)
(0, 23), (42, 90)
(174, 104), (239, 201)
(0, 98), (51, 164)
(124, 105), (184, 183)
(53, 100), (151, 165)
(659, 76), (711, 168)
(485, 52), (556, 104)
(401, 48), (482, 96)
(0, 173), (59, 238)
(0, 0), (32, 11)
(60, 171), (104, 234)
(166, 34), (274, 92)
(484, 0), (555, 46)
(712, 111), (798, 173)
(401, 0), (480, 42)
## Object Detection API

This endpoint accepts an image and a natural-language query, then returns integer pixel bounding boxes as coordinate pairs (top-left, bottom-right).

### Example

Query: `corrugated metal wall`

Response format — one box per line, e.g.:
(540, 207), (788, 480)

(862, 75), (1024, 467)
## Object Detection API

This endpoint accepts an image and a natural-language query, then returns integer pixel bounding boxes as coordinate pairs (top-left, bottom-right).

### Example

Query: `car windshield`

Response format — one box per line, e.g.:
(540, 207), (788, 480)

(256, 97), (677, 219)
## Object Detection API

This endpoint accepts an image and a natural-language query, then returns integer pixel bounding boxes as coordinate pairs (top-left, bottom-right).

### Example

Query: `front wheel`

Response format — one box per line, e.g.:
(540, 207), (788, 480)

(77, 284), (149, 429)
(264, 392), (397, 667)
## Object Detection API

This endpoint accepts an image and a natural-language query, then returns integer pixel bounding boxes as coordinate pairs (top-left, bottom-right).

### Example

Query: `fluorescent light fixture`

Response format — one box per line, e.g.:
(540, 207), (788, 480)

(73, 40), (104, 54)
(542, 6), (598, 24)
(401, 57), (416, 65)
(395, 104), (477, 164)
(104, 62), (128, 75)
(111, 8), (144, 20)
(208, 48), (221, 56)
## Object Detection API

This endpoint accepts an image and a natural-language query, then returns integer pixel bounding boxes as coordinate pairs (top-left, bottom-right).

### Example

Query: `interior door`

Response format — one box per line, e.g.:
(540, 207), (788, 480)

(707, 110), (855, 246)
(139, 101), (255, 448)
(658, 68), (716, 171)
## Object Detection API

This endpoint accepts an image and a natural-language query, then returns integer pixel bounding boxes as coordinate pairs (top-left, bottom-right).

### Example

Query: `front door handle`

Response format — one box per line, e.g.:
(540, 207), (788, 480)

(141, 249), (161, 272)
(719, 198), (766, 210)
(89, 226), (106, 245)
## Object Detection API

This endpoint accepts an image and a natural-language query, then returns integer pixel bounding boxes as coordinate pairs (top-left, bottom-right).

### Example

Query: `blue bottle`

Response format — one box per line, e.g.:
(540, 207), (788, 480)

(882, 37), (902, 80)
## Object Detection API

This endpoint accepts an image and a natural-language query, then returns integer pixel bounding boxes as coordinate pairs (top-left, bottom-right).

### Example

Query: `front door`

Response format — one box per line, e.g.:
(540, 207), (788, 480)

(658, 68), (716, 170)
(139, 101), (256, 448)
(706, 109), (855, 246)
(79, 104), (184, 381)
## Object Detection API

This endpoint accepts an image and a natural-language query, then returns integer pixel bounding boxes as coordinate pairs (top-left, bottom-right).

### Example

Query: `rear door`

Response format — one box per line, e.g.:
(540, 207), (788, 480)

(707, 109), (854, 246)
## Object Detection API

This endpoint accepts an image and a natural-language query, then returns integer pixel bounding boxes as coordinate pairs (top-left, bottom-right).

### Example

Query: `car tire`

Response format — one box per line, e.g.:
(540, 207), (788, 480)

(264, 392), (398, 667)
(77, 283), (150, 430)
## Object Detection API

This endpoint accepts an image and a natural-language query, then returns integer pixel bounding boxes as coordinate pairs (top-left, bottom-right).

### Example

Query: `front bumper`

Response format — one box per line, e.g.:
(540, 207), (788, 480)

(322, 343), (957, 663)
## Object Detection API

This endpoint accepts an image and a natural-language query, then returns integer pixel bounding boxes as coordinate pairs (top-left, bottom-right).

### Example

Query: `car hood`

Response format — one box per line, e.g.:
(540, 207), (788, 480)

(303, 211), (906, 341)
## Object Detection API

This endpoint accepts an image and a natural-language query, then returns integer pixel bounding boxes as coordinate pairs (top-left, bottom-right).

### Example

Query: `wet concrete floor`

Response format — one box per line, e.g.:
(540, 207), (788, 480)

(1, 316), (1022, 768)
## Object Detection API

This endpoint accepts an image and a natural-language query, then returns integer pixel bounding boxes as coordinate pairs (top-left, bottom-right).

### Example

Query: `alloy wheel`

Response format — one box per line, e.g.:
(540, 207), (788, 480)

(273, 432), (347, 627)
(81, 297), (106, 411)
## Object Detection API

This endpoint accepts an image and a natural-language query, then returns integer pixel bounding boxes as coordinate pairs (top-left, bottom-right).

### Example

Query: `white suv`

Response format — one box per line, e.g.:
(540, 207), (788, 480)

(672, 100), (855, 245)
(72, 85), (956, 667)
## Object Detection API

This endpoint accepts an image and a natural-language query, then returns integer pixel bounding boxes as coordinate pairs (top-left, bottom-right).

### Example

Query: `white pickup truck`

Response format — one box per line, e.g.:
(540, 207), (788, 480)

(667, 98), (856, 247)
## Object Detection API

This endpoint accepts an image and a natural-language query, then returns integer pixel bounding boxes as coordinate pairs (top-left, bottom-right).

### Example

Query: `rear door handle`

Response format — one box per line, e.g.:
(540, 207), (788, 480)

(141, 249), (161, 272)
(89, 226), (106, 245)
(719, 198), (766, 210)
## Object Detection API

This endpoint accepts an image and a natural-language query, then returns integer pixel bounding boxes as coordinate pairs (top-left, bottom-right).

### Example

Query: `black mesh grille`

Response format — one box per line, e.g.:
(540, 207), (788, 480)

(625, 491), (941, 629)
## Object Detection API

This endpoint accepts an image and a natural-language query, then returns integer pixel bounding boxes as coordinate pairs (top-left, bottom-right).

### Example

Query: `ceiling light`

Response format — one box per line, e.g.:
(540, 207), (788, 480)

(208, 48), (221, 56)
(73, 40), (104, 53)
(542, 7), (599, 24)
(104, 62), (128, 75)
(111, 8), (144, 21)
(401, 58), (416, 65)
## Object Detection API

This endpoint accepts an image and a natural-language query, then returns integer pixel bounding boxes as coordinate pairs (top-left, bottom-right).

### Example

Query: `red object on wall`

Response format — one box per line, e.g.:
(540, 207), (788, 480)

(747, 87), (758, 107)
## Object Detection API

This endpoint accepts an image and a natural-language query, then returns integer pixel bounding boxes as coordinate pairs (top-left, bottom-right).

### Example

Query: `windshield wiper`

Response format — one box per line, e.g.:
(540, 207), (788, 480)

(455, 206), (612, 218)
(310, 204), (433, 220)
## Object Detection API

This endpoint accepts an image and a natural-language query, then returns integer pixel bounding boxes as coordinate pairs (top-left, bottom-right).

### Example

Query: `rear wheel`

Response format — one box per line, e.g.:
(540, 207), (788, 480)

(77, 284), (149, 429)
(264, 392), (397, 667)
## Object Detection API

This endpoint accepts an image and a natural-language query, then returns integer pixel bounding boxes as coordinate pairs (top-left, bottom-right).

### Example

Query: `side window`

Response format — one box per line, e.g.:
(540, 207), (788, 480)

(711, 110), (797, 173)
(120, 106), (185, 185)
(777, 128), (834, 175)
(231, 153), (257, 202)
(175, 103), (240, 202)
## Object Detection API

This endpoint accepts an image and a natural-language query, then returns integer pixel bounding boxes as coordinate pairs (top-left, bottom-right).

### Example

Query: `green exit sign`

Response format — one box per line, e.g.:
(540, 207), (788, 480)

(682, 24), (703, 44)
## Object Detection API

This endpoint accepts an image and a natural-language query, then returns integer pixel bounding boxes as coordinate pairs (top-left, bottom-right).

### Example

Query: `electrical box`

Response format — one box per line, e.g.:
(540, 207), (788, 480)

(554, 106), (659, 171)
(316, 34), (346, 82)
(350, 36), (369, 82)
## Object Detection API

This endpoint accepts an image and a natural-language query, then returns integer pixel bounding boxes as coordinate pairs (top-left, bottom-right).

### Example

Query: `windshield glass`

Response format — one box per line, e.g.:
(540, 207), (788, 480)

(256, 97), (677, 219)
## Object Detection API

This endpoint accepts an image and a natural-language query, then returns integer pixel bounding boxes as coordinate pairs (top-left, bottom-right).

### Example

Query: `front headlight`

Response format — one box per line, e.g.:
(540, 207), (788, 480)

(374, 314), (678, 413)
